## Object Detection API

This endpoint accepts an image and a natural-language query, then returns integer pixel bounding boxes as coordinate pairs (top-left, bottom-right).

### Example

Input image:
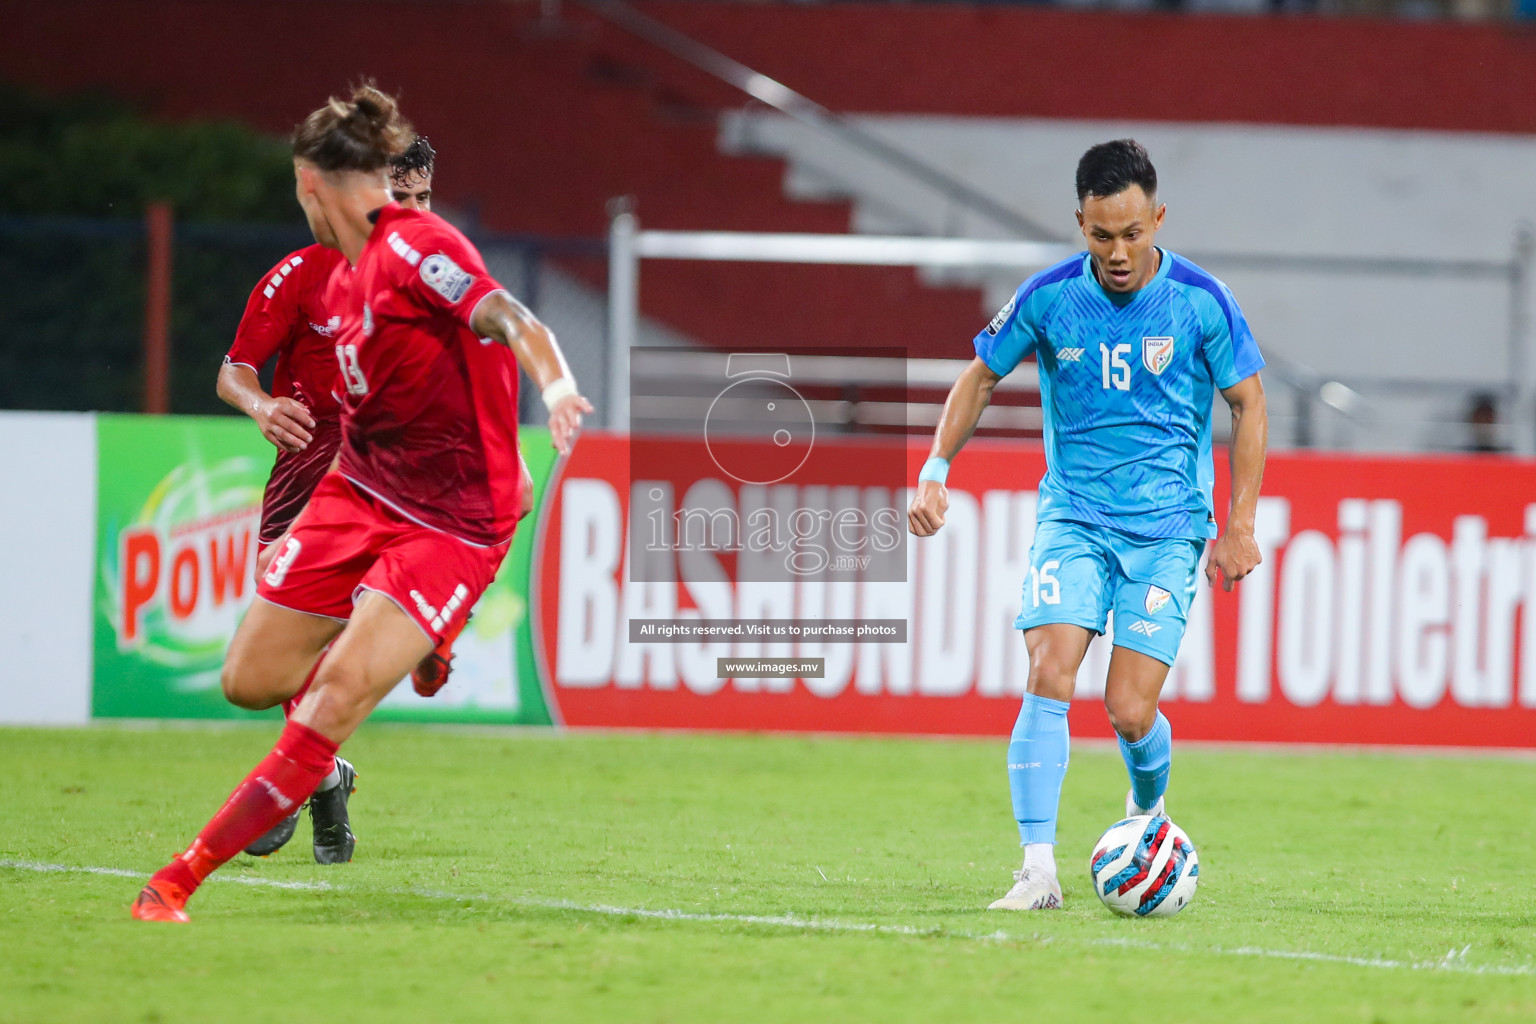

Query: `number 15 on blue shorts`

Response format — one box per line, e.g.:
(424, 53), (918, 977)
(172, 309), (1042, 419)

(1015, 519), (1205, 667)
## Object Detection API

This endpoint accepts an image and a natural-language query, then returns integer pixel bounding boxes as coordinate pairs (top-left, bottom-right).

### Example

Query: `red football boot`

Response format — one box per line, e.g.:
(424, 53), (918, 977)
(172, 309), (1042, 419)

(131, 879), (191, 923)
(410, 613), (471, 698)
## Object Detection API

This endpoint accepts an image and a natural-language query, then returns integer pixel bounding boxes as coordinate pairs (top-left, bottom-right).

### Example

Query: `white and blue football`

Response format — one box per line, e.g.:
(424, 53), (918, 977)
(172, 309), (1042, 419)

(1089, 814), (1199, 917)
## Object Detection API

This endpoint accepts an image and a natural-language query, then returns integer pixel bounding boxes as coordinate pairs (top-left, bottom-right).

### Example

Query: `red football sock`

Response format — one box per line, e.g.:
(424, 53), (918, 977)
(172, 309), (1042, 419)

(152, 720), (339, 896)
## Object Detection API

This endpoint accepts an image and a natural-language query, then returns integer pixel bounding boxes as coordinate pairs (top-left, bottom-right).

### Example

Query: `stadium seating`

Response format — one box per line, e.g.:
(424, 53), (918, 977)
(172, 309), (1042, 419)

(8, 0), (1536, 422)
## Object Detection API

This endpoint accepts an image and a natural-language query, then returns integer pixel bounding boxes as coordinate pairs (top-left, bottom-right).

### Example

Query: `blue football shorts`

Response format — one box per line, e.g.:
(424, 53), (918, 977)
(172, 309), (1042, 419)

(1014, 519), (1206, 667)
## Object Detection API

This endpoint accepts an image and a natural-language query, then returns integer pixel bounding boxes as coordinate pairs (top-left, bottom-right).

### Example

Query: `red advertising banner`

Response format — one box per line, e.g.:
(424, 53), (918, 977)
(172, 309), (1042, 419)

(535, 432), (1536, 747)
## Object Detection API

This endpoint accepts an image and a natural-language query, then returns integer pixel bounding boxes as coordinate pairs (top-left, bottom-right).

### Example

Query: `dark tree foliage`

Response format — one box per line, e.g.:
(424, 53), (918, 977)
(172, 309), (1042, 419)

(0, 83), (310, 414)
(0, 82), (298, 221)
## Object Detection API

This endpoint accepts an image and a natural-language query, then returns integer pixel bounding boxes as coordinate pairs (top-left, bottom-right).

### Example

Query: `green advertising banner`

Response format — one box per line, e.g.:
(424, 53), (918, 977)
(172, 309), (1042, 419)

(92, 413), (558, 725)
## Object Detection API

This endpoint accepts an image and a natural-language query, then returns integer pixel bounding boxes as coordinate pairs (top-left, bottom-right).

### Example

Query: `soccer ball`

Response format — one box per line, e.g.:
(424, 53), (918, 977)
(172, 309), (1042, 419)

(1089, 815), (1199, 917)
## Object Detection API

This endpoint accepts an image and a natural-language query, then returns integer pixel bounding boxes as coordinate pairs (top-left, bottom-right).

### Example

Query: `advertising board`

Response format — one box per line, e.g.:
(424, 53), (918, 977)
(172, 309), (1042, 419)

(538, 433), (1536, 746)
(92, 415), (559, 724)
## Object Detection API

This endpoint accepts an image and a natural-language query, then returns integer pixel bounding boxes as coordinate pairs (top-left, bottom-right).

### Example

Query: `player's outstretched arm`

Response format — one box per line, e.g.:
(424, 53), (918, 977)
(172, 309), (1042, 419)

(216, 361), (315, 453)
(1207, 372), (1268, 591)
(471, 291), (594, 456)
(908, 358), (1003, 537)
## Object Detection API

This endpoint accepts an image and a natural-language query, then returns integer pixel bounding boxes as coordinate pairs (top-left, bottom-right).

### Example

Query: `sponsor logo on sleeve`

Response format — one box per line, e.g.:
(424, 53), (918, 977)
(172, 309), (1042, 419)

(984, 295), (1017, 337)
(1142, 336), (1176, 375)
(420, 254), (474, 304)
(1145, 585), (1172, 615)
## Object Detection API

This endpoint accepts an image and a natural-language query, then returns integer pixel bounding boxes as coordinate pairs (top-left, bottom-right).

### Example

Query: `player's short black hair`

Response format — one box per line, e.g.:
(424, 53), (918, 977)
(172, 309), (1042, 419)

(390, 135), (436, 183)
(1075, 139), (1157, 204)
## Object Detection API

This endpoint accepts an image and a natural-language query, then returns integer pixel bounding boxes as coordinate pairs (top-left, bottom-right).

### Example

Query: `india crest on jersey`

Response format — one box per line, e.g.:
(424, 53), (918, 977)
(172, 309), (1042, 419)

(1142, 336), (1175, 375)
(1145, 585), (1172, 615)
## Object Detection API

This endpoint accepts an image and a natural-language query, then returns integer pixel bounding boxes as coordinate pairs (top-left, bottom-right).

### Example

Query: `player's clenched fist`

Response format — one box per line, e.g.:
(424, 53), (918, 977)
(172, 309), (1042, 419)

(1205, 528), (1262, 592)
(908, 480), (949, 537)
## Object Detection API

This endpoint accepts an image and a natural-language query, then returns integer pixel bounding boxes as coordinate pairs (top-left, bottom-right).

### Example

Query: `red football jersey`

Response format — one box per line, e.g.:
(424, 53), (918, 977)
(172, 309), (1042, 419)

(329, 204), (524, 547)
(226, 244), (348, 419)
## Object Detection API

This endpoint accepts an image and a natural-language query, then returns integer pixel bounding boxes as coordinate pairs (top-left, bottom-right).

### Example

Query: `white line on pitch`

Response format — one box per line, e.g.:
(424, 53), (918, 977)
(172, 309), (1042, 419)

(3, 859), (1530, 977)
(1, 859), (336, 891)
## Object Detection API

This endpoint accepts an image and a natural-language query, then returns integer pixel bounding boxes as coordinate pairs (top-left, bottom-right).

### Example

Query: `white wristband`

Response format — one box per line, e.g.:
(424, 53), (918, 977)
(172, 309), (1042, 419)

(542, 377), (578, 412)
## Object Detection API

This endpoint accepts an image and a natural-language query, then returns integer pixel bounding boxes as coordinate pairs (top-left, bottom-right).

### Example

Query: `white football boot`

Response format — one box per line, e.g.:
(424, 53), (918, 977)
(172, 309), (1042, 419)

(987, 867), (1063, 911)
(1125, 789), (1166, 818)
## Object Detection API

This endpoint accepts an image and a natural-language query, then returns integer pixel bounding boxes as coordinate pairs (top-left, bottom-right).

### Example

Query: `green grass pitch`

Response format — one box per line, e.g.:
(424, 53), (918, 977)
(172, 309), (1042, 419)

(4, 724), (1536, 1022)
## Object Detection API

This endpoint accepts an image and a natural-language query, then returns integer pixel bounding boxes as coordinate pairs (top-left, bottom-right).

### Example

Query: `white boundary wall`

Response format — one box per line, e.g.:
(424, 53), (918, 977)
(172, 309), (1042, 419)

(0, 412), (96, 724)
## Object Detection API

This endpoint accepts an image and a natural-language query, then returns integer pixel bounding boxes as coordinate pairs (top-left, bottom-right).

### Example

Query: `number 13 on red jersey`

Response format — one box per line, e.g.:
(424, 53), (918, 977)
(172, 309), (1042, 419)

(336, 342), (368, 397)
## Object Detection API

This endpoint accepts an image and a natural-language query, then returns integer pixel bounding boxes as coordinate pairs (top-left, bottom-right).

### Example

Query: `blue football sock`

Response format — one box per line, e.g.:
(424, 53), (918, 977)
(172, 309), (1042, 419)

(1119, 711), (1172, 812)
(1007, 692), (1071, 846)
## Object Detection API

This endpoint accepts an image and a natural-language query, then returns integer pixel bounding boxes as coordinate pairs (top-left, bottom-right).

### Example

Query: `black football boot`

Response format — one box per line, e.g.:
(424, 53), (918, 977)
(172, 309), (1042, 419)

(309, 757), (358, 864)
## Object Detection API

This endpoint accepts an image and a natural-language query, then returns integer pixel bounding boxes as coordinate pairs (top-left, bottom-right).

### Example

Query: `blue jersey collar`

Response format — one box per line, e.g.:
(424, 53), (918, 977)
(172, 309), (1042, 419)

(1082, 246), (1172, 307)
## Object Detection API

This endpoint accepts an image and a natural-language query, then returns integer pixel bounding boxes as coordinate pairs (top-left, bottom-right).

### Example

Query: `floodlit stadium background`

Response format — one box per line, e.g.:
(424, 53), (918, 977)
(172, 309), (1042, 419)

(5, 0), (1536, 744)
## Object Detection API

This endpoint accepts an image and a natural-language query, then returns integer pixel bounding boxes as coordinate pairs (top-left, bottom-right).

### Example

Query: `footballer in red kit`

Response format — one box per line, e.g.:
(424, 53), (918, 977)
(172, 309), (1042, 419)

(261, 203), (527, 635)
(214, 137), (444, 865)
(132, 84), (591, 924)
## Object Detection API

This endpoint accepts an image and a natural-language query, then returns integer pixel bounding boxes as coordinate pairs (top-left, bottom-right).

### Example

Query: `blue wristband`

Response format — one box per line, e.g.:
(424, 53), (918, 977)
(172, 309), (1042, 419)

(918, 457), (950, 486)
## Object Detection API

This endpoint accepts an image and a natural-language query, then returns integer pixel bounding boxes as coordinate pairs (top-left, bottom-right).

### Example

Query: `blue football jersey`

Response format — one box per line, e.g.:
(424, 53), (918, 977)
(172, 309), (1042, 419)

(974, 248), (1264, 540)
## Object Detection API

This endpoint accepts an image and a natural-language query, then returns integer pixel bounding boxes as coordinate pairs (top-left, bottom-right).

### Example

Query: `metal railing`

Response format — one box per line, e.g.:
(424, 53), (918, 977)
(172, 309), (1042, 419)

(608, 218), (1536, 451)
(629, 348), (1043, 436)
(1189, 229), (1536, 451)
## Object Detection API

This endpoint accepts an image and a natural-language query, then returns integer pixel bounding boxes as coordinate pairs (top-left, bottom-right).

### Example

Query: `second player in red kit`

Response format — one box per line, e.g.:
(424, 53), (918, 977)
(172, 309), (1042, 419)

(223, 243), (347, 546)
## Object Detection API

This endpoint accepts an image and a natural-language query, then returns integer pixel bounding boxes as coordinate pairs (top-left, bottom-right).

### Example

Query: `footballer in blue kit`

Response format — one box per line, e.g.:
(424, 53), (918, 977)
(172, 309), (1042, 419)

(908, 140), (1268, 911)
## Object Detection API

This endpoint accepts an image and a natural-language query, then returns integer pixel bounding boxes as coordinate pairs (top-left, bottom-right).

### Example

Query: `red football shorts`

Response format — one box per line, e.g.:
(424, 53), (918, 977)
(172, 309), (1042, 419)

(255, 473), (510, 644)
